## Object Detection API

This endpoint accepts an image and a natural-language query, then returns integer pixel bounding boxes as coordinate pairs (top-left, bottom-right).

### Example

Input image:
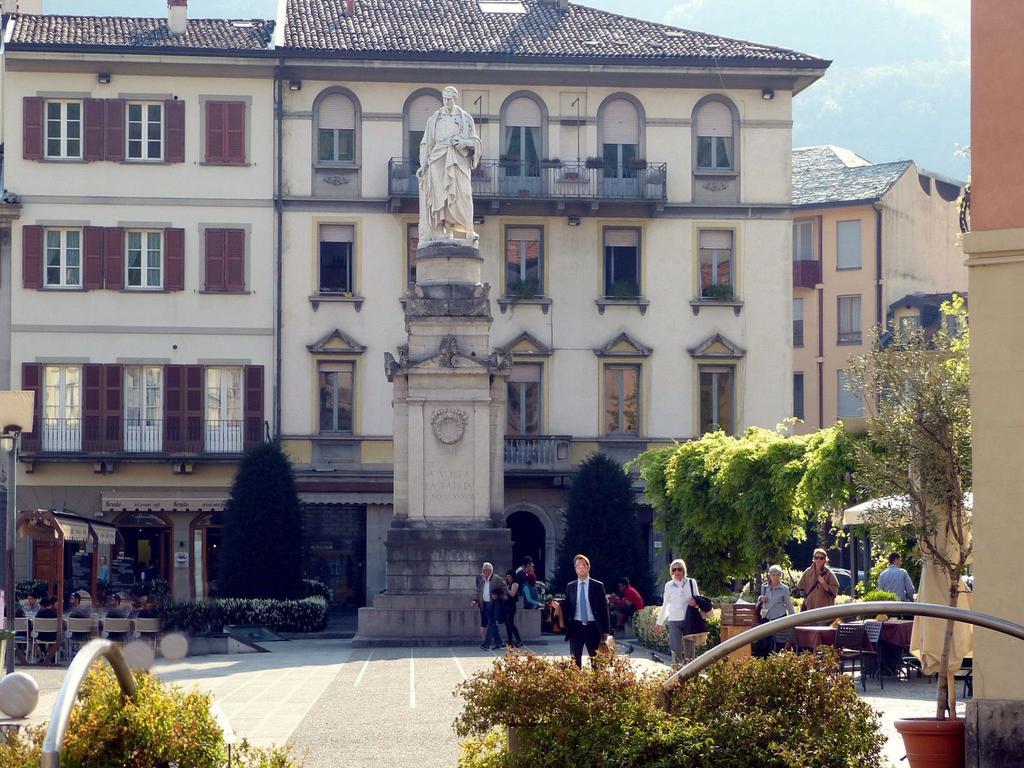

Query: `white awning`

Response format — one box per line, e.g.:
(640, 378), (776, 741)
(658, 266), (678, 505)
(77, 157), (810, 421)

(841, 493), (973, 527)
(53, 513), (90, 543)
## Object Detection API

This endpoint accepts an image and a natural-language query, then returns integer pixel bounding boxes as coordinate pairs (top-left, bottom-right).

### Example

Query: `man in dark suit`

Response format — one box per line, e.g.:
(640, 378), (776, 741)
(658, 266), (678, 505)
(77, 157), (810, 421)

(563, 554), (610, 667)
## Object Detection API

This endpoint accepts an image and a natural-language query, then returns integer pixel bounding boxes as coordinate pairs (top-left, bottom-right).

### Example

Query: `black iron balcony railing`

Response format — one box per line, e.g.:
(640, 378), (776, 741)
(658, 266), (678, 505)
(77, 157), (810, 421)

(504, 435), (571, 469)
(389, 159), (667, 202)
(32, 417), (260, 455)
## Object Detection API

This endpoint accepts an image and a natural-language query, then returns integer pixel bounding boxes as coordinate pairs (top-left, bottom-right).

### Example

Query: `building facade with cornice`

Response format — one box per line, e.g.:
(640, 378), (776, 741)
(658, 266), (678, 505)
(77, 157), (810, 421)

(1, 0), (828, 605)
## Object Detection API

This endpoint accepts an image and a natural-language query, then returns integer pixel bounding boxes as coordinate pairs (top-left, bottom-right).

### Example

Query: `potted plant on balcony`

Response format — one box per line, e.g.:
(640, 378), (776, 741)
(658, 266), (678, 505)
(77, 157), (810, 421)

(585, 156), (606, 169)
(540, 157), (563, 169)
(844, 297), (972, 768)
(701, 283), (734, 301)
(628, 158), (648, 171)
(499, 154), (521, 168)
(505, 277), (540, 300)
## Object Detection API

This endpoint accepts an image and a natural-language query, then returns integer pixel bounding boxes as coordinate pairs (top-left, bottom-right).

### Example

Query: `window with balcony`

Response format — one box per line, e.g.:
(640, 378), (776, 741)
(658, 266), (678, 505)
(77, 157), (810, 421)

(319, 362), (354, 434)
(45, 100), (82, 159)
(507, 363), (541, 436)
(501, 95), (543, 194)
(44, 228), (82, 288)
(126, 230), (163, 289)
(699, 365), (734, 435)
(43, 364), (81, 451)
(793, 298), (804, 347)
(699, 230), (733, 300)
(599, 97), (642, 190)
(695, 100), (734, 170)
(126, 102), (163, 161)
(319, 224), (354, 295)
(505, 226), (543, 297)
(604, 364), (640, 435)
(603, 228), (640, 297)
(317, 93), (356, 163)
(793, 219), (815, 261)
(838, 294), (862, 344)
(836, 220), (862, 270)
(838, 369), (863, 418)
(205, 367), (243, 452)
(125, 366), (162, 452)
(794, 372), (805, 420)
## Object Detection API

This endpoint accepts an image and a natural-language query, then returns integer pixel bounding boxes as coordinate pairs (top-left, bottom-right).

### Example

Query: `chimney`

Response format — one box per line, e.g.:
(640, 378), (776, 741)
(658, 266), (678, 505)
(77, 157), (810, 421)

(168, 0), (187, 36)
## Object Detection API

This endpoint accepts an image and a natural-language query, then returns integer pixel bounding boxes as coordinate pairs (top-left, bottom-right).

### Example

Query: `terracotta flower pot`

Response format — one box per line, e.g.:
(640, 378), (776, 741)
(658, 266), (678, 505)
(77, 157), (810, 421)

(894, 717), (965, 768)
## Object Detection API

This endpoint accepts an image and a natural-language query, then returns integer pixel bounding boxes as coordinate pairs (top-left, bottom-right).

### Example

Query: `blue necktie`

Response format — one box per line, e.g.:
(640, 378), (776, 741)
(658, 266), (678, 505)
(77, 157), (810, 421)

(579, 581), (589, 623)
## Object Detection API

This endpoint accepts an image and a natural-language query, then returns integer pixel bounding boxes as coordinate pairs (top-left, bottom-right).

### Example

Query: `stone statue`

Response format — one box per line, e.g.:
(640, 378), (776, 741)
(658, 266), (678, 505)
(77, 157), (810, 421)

(417, 86), (482, 244)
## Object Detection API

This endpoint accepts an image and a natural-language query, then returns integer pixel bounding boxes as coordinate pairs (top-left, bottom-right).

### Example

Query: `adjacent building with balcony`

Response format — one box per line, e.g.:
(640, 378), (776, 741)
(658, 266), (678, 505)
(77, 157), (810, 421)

(1, 8), (276, 602)
(790, 145), (965, 432)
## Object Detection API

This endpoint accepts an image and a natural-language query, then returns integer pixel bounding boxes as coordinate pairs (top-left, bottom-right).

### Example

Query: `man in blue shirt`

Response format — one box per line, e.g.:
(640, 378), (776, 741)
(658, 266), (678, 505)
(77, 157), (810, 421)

(877, 552), (916, 601)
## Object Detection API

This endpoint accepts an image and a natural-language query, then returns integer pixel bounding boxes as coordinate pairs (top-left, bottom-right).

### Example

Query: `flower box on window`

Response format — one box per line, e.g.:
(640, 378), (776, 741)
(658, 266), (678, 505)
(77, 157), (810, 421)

(701, 283), (734, 301)
(499, 155), (521, 168)
(540, 158), (563, 169)
(585, 157), (606, 169)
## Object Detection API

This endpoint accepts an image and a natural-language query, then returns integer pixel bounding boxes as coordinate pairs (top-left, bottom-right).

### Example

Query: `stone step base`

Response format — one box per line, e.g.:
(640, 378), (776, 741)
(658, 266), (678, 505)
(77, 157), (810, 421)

(351, 636), (550, 648)
(356, 602), (542, 642)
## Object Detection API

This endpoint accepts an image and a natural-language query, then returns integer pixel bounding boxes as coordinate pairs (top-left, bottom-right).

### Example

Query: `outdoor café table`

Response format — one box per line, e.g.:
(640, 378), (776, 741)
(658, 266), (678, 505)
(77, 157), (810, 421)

(854, 618), (913, 676)
(794, 624), (872, 652)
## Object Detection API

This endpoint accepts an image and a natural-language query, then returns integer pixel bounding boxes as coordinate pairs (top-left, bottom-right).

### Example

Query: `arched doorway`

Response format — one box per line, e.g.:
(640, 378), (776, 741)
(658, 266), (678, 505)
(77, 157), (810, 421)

(506, 509), (547, 579)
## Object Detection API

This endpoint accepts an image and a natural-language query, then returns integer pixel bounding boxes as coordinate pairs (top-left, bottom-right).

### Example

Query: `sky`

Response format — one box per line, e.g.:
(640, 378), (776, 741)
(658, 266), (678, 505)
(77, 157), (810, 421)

(45, 0), (970, 179)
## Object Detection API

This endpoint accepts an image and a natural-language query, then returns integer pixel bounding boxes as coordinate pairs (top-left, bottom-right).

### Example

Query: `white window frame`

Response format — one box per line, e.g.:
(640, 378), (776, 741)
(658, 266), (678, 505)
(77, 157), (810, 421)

(699, 365), (735, 435)
(318, 361), (355, 434)
(126, 101), (164, 161)
(603, 363), (641, 436)
(205, 366), (243, 453)
(44, 100), (83, 160)
(42, 364), (81, 451)
(124, 365), (163, 452)
(506, 363), (542, 436)
(793, 219), (815, 261)
(126, 230), (164, 289)
(837, 294), (862, 344)
(44, 228), (83, 289)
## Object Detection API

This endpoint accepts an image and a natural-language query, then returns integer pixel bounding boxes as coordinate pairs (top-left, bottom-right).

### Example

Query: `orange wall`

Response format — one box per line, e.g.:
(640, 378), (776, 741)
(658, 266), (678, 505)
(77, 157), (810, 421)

(971, 0), (1024, 231)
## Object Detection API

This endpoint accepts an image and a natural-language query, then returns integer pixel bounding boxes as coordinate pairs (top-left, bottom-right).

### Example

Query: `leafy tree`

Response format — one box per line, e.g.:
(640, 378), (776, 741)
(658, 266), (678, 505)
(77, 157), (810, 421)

(220, 442), (304, 599)
(844, 296), (971, 718)
(553, 453), (654, 600)
(636, 425), (856, 595)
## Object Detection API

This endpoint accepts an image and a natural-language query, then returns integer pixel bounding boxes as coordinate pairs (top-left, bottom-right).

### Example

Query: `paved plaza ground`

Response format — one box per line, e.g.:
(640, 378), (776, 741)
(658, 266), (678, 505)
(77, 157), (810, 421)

(22, 638), (964, 768)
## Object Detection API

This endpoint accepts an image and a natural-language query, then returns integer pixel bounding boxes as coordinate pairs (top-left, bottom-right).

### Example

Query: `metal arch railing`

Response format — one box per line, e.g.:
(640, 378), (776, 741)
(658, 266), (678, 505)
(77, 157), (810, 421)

(40, 639), (137, 768)
(662, 601), (1024, 689)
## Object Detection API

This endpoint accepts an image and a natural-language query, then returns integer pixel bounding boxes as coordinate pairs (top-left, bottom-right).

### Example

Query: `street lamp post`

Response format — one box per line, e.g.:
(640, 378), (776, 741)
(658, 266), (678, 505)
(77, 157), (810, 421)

(0, 391), (35, 674)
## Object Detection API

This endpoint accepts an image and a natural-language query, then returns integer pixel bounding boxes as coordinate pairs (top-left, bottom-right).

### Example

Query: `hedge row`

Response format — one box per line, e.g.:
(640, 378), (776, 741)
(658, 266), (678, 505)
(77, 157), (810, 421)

(160, 596), (328, 635)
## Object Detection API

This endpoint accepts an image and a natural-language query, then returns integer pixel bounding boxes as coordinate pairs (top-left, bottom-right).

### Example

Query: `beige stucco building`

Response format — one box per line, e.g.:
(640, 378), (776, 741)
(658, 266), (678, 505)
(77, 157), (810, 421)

(790, 146), (965, 432)
(0, 0), (829, 605)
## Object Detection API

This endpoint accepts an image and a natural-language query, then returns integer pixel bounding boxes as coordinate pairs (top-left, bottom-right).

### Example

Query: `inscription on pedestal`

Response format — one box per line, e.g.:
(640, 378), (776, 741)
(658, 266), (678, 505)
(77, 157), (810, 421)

(425, 466), (474, 509)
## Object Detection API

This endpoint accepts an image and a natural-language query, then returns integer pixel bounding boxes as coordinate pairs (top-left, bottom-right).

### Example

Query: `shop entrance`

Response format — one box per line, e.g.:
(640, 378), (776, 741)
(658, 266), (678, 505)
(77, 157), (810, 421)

(302, 504), (366, 607)
(113, 512), (171, 591)
(191, 513), (223, 599)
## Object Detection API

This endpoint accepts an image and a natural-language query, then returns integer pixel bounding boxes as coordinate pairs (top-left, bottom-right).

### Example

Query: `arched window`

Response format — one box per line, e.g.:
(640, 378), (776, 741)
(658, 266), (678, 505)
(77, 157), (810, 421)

(598, 97), (642, 180)
(405, 91), (442, 170)
(316, 91), (357, 164)
(695, 99), (735, 171)
(502, 94), (543, 174)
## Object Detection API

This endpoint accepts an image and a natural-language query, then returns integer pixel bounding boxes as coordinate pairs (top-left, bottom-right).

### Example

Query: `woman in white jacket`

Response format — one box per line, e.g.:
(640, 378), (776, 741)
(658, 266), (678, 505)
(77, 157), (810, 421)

(653, 558), (701, 664)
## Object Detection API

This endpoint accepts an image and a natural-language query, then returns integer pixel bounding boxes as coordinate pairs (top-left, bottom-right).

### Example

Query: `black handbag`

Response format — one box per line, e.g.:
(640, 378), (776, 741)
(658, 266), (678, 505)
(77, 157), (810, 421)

(683, 579), (710, 635)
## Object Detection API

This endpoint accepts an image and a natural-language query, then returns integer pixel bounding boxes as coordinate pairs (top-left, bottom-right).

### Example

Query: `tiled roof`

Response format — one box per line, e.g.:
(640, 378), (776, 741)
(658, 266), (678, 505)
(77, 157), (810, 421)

(281, 0), (828, 66)
(793, 146), (912, 207)
(6, 14), (275, 51)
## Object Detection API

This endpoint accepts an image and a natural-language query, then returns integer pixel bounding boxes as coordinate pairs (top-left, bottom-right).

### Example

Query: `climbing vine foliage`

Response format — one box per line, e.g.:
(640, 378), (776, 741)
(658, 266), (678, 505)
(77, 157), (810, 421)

(636, 425), (856, 594)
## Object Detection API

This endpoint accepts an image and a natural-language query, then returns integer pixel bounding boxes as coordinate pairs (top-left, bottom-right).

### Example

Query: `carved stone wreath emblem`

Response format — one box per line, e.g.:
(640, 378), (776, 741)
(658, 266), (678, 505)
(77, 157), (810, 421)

(431, 408), (468, 445)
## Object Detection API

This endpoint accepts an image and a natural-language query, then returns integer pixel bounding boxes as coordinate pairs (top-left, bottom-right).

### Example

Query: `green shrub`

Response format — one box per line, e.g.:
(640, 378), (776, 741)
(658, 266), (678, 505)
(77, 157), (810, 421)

(455, 650), (884, 768)
(0, 667), (303, 767)
(633, 605), (721, 656)
(160, 596), (328, 634)
(860, 589), (899, 604)
(301, 578), (331, 601)
(15, 579), (49, 600)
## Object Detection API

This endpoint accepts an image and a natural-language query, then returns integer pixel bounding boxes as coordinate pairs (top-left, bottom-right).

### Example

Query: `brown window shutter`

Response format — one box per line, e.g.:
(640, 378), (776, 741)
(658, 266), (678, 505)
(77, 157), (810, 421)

(82, 363), (104, 451)
(164, 100), (185, 163)
(22, 225), (43, 289)
(205, 101), (225, 163)
(185, 365), (204, 452)
(21, 362), (43, 451)
(226, 102), (246, 163)
(103, 364), (123, 452)
(83, 226), (105, 290)
(84, 99), (105, 161)
(225, 229), (245, 291)
(164, 364), (184, 452)
(204, 228), (225, 291)
(104, 227), (124, 290)
(244, 365), (264, 448)
(23, 97), (44, 160)
(104, 99), (125, 162)
(164, 228), (185, 290)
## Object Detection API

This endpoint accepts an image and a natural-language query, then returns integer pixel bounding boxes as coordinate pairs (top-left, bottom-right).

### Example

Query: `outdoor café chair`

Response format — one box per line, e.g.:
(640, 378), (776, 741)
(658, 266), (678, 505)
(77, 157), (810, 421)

(861, 620), (884, 691)
(14, 616), (30, 660)
(101, 617), (132, 643)
(30, 617), (61, 664)
(63, 616), (97, 659)
(834, 623), (867, 688)
(133, 617), (162, 646)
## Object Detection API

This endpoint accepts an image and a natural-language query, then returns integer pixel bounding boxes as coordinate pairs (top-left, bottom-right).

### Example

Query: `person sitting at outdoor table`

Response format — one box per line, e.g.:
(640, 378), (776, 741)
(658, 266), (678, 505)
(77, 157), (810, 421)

(33, 597), (60, 665)
(877, 552), (916, 602)
(797, 549), (840, 617)
(21, 593), (39, 617)
(104, 594), (130, 619)
(136, 595), (158, 619)
(754, 564), (796, 657)
(610, 577), (645, 631)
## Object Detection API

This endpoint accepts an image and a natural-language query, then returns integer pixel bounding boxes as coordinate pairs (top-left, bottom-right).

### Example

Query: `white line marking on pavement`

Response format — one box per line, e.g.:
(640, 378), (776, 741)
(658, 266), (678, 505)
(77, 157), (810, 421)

(409, 648), (416, 709)
(450, 648), (468, 681)
(354, 650), (374, 688)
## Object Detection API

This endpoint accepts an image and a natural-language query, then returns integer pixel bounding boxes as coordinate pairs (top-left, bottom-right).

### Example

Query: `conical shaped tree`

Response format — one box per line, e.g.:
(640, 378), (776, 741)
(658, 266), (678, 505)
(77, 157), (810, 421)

(554, 453), (654, 600)
(219, 442), (303, 599)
